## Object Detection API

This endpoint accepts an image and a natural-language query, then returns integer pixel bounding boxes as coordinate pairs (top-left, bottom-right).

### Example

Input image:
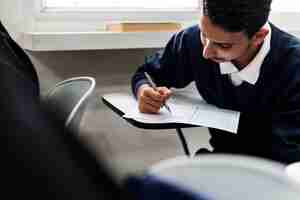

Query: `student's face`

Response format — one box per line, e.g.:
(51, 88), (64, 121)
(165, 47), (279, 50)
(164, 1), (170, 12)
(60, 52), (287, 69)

(199, 15), (260, 67)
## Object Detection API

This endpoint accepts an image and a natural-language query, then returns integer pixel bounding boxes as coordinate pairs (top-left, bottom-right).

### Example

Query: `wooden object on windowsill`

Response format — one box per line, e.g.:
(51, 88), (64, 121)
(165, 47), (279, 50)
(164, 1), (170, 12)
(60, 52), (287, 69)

(105, 22), (182, 32)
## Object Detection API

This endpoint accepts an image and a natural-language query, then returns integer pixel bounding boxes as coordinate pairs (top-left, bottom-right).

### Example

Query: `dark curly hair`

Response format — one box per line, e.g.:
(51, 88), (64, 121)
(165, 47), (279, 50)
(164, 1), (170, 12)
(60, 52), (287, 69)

(203, 0), (272, 38)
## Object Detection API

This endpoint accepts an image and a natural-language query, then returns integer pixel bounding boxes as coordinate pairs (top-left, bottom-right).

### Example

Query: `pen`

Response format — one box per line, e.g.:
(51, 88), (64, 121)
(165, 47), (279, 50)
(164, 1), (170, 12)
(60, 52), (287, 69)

(144, 72), (172, 113)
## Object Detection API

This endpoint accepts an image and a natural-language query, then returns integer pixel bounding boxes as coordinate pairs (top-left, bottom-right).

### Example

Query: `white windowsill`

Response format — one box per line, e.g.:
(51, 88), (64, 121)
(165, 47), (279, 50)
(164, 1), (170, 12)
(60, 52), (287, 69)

(20, 31), (177, 51)
(20, 29), (300, 52)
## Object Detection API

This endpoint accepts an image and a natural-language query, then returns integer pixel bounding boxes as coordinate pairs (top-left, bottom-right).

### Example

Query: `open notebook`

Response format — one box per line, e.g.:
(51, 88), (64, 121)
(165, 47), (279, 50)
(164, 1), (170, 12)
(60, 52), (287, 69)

(102, 83), (240, 133)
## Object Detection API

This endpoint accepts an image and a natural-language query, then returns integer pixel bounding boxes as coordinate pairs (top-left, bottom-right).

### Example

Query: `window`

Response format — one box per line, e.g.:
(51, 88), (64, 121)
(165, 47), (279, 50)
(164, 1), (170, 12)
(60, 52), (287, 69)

(33, 0), (300, 33)
(269, 0), (300, 34)
(43, 0), (300, 13)
(33, 0), (201, 33)
(44, 0), (199, 10)
(272, 0), (300, 12)
(39, 0), (201, 21)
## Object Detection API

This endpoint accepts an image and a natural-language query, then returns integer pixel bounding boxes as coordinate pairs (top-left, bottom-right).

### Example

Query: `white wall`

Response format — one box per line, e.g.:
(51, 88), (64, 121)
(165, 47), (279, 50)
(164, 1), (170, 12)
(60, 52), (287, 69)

(0, 0), (157, 93)
(0, 0), (21, 39)
(0, 0), (36, 42)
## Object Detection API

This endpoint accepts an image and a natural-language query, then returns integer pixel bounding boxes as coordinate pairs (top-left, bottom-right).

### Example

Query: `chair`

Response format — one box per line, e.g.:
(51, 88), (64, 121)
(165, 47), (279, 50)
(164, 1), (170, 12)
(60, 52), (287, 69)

(148, 154), (300, 200)
(42, 76), (96, 133)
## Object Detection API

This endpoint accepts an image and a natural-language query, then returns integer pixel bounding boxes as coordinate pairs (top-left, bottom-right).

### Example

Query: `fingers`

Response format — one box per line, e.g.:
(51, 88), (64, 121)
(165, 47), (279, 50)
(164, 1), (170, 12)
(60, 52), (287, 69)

(141, 94), (161, 110)
(139, 101), (160, 114)
(137, 85), (172, 113)
(138, 87), (163, 113)
(157, 87), (172, 100)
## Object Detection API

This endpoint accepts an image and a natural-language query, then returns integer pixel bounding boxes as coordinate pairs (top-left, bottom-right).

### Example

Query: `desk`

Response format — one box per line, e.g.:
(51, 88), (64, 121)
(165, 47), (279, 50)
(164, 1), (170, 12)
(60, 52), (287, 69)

(102, 96), (196, 156)
(101, 83), (240, 157)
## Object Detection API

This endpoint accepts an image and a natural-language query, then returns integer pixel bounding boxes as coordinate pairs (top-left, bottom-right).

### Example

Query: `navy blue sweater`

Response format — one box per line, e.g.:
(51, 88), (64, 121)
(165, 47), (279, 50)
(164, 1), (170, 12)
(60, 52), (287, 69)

(132, 23), (300, 164)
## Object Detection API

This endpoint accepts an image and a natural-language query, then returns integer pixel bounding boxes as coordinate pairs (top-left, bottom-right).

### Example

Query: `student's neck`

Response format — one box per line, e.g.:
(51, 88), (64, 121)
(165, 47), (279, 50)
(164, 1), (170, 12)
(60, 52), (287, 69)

(232, 43), (262, 70)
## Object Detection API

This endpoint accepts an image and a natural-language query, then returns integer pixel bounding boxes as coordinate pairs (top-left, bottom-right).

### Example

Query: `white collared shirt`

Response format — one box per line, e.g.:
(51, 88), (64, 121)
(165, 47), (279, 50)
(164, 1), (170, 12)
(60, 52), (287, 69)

(219, 23), (271, 86)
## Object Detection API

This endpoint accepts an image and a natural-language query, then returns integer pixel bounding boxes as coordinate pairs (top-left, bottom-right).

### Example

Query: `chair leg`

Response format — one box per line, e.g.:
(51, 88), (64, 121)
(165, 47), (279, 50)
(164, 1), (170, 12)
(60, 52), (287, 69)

(176, 128), (190, 157)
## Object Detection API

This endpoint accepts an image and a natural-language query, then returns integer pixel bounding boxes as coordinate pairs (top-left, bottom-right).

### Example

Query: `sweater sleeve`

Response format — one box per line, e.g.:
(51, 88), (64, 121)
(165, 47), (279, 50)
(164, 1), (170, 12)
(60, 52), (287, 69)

(131, 29), (194, 97)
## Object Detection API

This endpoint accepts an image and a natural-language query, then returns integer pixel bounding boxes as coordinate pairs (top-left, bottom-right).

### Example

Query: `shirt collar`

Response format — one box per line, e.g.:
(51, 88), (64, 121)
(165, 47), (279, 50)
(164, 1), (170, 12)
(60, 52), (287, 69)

(219, 23), (271, 85)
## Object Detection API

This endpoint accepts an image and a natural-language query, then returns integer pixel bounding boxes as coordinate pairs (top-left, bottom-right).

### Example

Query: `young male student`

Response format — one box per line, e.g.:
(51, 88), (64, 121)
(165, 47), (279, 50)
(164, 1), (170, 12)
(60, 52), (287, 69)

(132, 0), (300, 164)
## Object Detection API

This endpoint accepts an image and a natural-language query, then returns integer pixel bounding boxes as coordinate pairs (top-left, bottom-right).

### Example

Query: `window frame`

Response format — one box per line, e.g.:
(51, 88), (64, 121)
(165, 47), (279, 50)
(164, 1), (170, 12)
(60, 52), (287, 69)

(35, 0), (202, 22)
(32, 0), (300, 33)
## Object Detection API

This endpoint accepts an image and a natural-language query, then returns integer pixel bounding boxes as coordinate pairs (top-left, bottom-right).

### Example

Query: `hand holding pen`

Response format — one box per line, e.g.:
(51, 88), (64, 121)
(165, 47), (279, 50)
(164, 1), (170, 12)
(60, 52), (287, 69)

(136, 72), (172, 114)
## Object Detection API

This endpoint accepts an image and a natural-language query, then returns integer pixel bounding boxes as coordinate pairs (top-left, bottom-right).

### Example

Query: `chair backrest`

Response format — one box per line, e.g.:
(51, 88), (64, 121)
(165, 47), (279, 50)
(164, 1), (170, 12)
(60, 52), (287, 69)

(149, 155), (300, 200)
(43, 76), (96, 133)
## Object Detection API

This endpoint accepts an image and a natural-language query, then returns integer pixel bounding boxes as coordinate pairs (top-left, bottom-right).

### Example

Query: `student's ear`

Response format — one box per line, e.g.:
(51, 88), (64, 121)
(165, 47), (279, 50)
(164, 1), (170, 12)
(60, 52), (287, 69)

(251, 27), (269, 47)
